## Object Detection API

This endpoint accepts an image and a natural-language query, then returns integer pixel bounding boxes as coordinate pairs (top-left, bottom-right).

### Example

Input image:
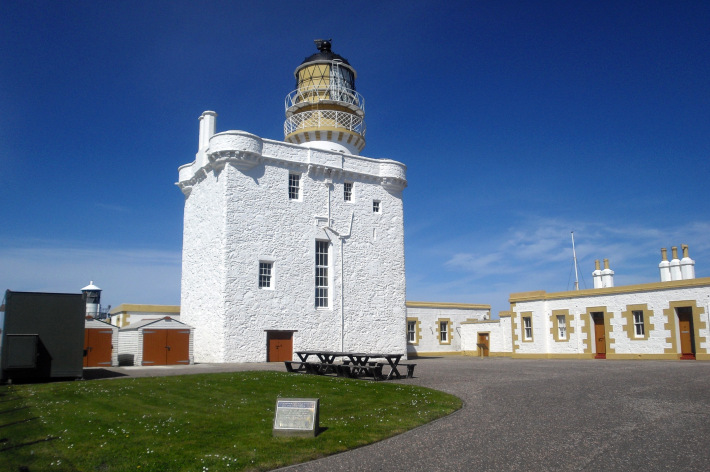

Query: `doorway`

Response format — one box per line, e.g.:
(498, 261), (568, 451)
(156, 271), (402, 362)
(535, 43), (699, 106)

(267, 331), (293, 362)
(84, 328), (113, 367)
(677, 307), (695, 360)
(477, 332), (490, 357)
(142, 329), (190, 365)
(592, 312), (606, 359)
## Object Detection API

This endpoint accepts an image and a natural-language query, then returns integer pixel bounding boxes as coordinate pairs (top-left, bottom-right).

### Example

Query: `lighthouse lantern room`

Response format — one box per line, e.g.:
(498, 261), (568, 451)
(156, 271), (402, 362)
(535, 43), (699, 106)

(284, 39), (366, 155)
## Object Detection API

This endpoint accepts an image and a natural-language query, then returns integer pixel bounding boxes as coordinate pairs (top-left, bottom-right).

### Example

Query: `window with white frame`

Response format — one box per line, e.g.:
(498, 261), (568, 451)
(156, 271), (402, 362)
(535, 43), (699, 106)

(632, 310), (645, 337)
(439, 321), (448, 343)
(407, 320), (416, 343)
(288, 173), (300, 200)
(258, 262), (273, 289)
(523, 316), (533, 340)
(557, 315), (567, 339)
(344, 182), (353, 202)
(373, 200), (380, 213)
(315, 240), (329, 308)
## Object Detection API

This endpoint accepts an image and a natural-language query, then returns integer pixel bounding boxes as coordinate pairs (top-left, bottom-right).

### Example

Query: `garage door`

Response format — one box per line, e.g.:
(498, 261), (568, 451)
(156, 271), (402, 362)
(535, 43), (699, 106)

(142, 329), (190, 365)
(84, 328), (113, 367)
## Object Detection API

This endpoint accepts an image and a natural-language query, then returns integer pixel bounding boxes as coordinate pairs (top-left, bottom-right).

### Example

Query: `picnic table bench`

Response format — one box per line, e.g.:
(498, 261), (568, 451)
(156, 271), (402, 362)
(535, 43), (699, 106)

(284, 351), (412, 380)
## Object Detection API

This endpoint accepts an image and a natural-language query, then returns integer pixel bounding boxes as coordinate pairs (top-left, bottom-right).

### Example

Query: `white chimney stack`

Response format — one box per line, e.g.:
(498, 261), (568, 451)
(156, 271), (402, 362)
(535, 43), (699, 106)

(593, 259), (603, 288)
(680, 244), (696, 280)
(197, 111), (217, 167)
(670, 246), (682, 281)
(659, 248), (671, 282)
(601, 258), (614, 288)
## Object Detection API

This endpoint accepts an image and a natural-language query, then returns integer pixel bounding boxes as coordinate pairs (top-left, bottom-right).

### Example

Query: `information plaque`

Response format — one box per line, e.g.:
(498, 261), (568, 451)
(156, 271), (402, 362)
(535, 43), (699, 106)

(273, 398), (320, 437)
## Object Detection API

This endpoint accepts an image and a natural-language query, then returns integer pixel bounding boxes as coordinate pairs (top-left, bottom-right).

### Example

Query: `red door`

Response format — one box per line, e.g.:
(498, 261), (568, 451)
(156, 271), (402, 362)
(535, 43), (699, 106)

(267, 331), (293, 362)
(593, 313), (606, 359)
(84, 329), (113, 367)
(142, 329), (191, 365)
(678, 309), (695, 359)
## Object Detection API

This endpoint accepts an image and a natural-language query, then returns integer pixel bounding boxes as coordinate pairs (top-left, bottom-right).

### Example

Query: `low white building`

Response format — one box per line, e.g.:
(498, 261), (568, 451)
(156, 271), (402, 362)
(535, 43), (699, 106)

(406, 301), (490, 357)
(462, 246), (710, 360)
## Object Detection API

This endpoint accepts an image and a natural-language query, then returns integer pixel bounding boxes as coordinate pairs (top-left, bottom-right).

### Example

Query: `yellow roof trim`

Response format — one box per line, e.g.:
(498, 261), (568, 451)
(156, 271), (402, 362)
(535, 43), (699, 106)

(406, 301), (491, 310)
(509, 277), (710, 303)
(110, 304), (181, 315)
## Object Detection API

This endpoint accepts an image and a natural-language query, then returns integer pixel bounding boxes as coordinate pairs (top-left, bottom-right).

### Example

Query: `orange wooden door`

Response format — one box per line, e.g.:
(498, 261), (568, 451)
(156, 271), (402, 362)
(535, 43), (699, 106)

(678, 312), (694, 357)
(85, 329), (113, 367)
(166, 330), (190, 365)
(593, 313), (606, 358)
(478, 333), (490, 357)
(142, 329), (167, 365)
(267, 332), (293, 362)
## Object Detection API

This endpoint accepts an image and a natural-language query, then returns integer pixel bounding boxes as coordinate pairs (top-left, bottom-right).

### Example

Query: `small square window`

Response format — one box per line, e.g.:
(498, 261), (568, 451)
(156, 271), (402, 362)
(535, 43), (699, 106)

(289, 173), (300, 200)
(259, 262), (273, 289)
(373, 200), (380, 213)
(344, 182), (353, 202)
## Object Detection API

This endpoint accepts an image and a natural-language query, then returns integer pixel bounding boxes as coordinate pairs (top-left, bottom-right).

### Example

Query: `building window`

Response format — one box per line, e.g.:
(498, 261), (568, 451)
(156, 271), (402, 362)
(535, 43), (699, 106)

(258, 262), (273, 289)
(315, 240), (329, 308)
(523, 316), (533, 340)
(437, 318), (452, 345)
(557, 315), (566, 339)
(289, 173), (300, 200)
(373, 200), (380, 213)
(633, 310), (645, 337)
(621, 304), (651, 341)
(406, 317), (420, 345)
(344, 182), (352, 202)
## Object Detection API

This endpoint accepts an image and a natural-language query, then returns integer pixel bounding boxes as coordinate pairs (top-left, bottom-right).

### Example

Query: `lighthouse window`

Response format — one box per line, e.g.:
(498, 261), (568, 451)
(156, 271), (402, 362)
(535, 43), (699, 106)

(373, 200), (380, 213)
(315, 241), (329, 308)
(258, 262), (273, 289)
(344, 182), (352, 202)
(288, 173), (301, 200)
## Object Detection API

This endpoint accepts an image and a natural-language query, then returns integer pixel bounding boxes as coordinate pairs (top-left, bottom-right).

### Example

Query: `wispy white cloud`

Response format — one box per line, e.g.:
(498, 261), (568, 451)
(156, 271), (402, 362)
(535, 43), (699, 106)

(0, 240), (181, 309)
(407, 216), (710, 315)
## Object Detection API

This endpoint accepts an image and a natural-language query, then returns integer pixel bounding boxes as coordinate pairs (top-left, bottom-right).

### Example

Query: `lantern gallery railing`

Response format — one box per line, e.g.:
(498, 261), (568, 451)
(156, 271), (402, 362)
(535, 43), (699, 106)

(285, 85), (365, 113)
(284, 110), (366, 136)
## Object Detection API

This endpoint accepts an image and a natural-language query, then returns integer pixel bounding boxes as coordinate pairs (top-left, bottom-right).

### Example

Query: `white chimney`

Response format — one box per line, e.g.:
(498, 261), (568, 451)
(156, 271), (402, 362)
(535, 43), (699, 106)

(197, 111), (217, 167)
(659, 247), (671, 282)
(601, 258), (614, 288)
(592, 259), (603, 288)
(680, 244), (696, 280)
(670, 246), (682, 281)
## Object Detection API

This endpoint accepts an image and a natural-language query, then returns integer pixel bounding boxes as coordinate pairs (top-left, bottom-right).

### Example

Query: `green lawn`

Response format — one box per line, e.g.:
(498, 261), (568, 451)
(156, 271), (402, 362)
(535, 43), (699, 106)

(1, 371), (461, 471)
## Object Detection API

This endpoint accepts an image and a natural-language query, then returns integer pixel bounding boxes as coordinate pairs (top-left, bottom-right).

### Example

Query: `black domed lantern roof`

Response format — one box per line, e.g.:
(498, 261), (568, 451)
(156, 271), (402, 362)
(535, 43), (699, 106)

(300, 39), (351, 66)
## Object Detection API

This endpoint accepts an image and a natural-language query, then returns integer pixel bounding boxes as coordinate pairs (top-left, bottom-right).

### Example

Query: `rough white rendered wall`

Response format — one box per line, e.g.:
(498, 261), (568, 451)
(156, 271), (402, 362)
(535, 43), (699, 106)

(512, 285), (710, 356)
(406, 306), (489, 355)
(179, 130), (407, 362)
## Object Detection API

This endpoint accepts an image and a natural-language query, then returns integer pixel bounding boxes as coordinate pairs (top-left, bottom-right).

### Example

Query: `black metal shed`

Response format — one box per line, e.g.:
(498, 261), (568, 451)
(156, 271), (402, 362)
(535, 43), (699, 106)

(1, 290), (85, 382)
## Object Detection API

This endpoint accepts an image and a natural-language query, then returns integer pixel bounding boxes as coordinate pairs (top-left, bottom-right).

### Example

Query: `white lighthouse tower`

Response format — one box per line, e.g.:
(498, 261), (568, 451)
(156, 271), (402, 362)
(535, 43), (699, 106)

(81, 281), (102, 318)
(177, 41), (407, 363)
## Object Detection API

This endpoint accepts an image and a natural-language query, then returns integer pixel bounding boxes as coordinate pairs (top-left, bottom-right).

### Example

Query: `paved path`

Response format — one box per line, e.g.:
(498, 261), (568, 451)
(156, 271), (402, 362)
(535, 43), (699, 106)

(85, 357), (710, 471)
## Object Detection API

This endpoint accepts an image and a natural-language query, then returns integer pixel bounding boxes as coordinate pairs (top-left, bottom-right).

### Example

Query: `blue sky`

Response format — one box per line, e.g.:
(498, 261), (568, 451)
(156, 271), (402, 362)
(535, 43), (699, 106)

(2, 1), (709, 316)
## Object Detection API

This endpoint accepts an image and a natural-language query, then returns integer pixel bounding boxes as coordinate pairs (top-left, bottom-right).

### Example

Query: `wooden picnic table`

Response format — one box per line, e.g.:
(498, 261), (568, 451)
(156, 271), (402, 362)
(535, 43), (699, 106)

(294, 351), (405, 380)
